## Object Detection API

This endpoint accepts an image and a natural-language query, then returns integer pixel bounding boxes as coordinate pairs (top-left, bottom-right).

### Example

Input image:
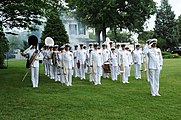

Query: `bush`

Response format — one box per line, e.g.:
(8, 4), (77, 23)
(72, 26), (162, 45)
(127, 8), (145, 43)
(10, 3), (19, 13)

(162, 52), (171, 56)
(163, 53), (180, 59)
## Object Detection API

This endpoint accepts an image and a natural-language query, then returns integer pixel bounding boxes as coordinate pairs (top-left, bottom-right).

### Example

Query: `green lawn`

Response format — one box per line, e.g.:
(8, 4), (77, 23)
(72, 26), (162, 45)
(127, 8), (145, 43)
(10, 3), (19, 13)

(0, 59), (181, 120)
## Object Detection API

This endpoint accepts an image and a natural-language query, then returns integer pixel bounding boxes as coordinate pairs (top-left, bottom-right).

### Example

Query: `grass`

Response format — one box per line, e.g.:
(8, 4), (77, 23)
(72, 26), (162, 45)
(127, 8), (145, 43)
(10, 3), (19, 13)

(0, 59), (181, 120)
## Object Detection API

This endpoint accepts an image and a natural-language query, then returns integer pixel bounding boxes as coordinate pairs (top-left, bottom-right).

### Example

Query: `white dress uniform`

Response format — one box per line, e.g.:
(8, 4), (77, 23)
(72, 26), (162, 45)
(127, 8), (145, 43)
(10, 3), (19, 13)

(91, 49), (103, 85)
(87, 48), (94, 82)
(102, 48), (110, 78)
(49, 50), (54, 79)
(24, 48), (43, 88)
(57, 52), (65, 83)
(77, 48), (86, 80)
(64, 50), (74, 86)
(42, 49), (49, 76)
(110, 52), (118, 81)
(147, 47), (163, 96)
(73, 49), (79, 77)
(127, 50), (133, 77)
(143, 44), (151, 82)
(133, 49), (143, 79)
(52, 51), (59, 81)
(118, 50), (130, 83)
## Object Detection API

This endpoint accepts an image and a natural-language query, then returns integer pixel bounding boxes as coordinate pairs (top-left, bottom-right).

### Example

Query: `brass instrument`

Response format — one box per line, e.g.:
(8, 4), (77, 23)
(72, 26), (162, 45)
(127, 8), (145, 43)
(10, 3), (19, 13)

(28, 50), (41, 68)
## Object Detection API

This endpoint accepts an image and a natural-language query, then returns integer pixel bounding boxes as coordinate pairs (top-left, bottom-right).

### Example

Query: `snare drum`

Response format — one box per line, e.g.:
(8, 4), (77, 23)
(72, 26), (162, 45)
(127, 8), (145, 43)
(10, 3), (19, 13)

(103, 62), (111, 73)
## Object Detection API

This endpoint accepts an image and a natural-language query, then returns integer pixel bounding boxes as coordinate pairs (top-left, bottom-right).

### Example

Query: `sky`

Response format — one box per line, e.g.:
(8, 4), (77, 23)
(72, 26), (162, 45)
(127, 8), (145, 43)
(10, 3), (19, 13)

(146, 0), (181, 30)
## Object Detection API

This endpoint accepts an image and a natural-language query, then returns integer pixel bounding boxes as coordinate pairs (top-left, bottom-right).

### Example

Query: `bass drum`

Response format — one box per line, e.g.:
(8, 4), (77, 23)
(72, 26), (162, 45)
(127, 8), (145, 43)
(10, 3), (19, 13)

(103, 62), (111, 73)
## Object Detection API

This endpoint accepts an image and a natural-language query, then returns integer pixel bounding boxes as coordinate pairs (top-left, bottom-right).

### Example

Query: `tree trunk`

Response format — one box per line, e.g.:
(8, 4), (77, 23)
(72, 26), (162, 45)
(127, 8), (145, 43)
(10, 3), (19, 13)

(95, 28), (101, 45)
(102, 23), (106, 43)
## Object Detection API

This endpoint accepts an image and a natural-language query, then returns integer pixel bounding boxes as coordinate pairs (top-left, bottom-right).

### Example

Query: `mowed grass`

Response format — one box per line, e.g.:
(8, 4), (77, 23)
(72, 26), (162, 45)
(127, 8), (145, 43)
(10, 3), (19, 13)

(0, 59), (181, 120)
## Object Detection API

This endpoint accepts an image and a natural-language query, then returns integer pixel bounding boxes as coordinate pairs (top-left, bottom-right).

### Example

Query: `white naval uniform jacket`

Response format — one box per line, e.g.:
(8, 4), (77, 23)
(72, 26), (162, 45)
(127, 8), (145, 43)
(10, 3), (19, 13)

(110, 53), (118, 66)
(147, 48), (163, 70)
(77, 49), (86, 64)
(64, 51), (74, 69)
(57, 52), (64, 67)
(25, 49), (43, 67)
(133, 49), (143, 64)
(91, 49), (103, 67)
(118, 50), (130, 67)
(102, 48), (110, 63)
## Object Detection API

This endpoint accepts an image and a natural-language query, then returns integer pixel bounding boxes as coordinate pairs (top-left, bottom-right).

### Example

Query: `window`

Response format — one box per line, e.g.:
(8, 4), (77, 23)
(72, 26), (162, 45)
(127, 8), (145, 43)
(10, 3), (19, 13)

(69, 24), (77, 35)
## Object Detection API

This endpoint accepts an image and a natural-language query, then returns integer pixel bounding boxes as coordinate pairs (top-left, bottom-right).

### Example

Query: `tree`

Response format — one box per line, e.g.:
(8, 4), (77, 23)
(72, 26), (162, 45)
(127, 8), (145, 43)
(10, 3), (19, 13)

(0, 21), (9, 68)
(138, 30), (155, 42)
(107, 30), (133, 43)
(41, 11), (69, 45)
(154, 0), (179, 50)
(176, 15), (181, 45)
(65, 0), (156, 44)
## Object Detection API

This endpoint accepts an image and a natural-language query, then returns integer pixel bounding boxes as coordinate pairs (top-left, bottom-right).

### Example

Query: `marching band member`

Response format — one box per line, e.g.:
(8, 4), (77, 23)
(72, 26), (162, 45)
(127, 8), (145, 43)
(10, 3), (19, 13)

(48, 46), (54, 79)
(90, 43), (103, 85)
(23, 45), (43, 88)
(87, 43), (94, 82)
(73, 44), (79, 77)
(133, 44), (143, 79)
(125, 47), (133, 77)
(64, 44), (74, 86)
(110, 48), (118, 81)
(143, 39), (151, 82)
(77, 43), (86, 80)
(42, 45), (49, 76)
(118, 44), (130, 84)
(83, 45), (88, 73)
(52, 45), (59, 81)
(57, 46), (65, 84)
(147, 39), (163, 96)
(102, 43), (110, 78)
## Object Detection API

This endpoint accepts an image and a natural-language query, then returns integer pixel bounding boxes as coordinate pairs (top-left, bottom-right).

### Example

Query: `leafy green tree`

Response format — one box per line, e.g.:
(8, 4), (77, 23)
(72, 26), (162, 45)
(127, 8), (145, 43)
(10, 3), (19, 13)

(41, 11), (69, 45)
(176, 15), (181, 45)
(107, 30), (132, 43)
(65, 0), (156, 44)
(154, 0), (179, 50)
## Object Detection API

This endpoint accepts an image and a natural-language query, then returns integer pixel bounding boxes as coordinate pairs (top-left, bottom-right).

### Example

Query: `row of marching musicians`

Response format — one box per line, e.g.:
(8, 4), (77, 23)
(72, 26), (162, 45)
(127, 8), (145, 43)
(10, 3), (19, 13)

(42, 42), (144, 86)
(23, 36), (163, 96)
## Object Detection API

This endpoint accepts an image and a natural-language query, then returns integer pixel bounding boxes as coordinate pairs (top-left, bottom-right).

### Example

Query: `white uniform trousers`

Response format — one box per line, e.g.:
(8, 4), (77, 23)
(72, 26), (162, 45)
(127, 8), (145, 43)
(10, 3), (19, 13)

(43, 60), (48, 75)
(111, 66), (118, 81)
(146, 63), (150, 82)
(128, 65), (131, 77)
(149, 69), (160, 95)
(31, 67), (39, 88)
(122, 66), (129, 83)
(57, 68), (65, 83)
(93, 66), (102, 85)
(134, 63), (142, 79)
(47, 60), (51, 77)
(65, 68), (73, 86)
(53, 65), (58, 81)
(50, 65), (54, 79)
(103, 71), (109, 78)
(74, 60), (79, 77)
(79, 64), (85, 80)
(87, 67), (93, 82)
